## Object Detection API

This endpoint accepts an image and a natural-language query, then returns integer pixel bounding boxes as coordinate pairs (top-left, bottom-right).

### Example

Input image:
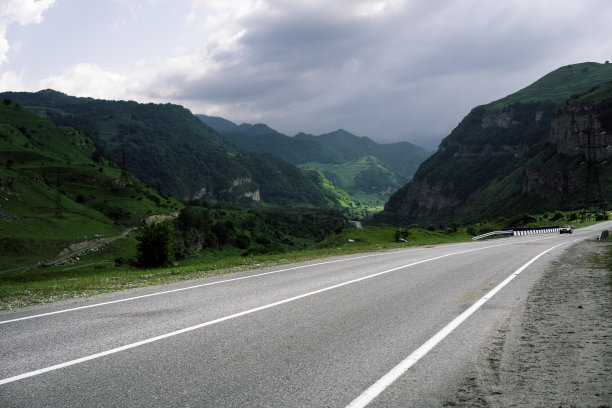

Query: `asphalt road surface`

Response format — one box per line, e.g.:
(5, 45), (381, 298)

(1, 222), (610, 407)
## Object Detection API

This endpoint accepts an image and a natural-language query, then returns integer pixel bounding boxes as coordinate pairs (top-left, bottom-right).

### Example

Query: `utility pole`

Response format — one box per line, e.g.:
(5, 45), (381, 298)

(55, 170), (62, 217)
(120, 149), (128, 188)
(576, 114), (607, 221)
(54, 170), (71, 217)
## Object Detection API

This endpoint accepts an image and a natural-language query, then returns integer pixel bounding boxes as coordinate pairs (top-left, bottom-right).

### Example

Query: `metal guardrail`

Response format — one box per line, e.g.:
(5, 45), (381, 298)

(471, 231), (514, 240)
(472, 226), (562, 240)
(508, 227), (560, 236)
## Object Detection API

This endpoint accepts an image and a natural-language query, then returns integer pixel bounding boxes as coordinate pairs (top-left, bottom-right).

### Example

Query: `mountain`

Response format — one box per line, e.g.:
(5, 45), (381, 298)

(198, 116), (430, 206)
(375, 62), (612, 226)
(295, 129), (430, 177)
(0, 90), (342, 209)
(195, 114), (239, 133)
(299, 156), (408, 206)
(198, 115), (346, 165)
(0, 98), (181, 269)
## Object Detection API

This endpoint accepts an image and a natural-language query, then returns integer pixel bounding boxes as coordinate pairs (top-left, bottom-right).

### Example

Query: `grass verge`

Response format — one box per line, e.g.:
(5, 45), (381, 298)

(0, 226), (471, 310)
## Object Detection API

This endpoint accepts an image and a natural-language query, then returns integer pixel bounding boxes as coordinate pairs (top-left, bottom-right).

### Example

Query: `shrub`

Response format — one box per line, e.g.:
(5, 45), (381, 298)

(550, 211), (564, 222)
(394, 229), (411, 241)
(478, 223), (498, 235)
(136, 221), (174, 267)
(503, 213), (537, 228)
(235, 234), (251, 250)
(466, 225), (478, 236)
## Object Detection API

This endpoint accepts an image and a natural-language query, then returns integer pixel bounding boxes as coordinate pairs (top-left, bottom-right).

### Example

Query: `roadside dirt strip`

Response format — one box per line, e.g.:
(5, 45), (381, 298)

(442, 239), (612, 407)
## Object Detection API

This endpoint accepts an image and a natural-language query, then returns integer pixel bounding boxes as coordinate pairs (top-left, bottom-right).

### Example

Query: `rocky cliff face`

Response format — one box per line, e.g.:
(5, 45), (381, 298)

(549, 102), (611, 160)
(378, 98), (610, 225)
(376, 64), (612, 226)
(522, 101), (611, 200)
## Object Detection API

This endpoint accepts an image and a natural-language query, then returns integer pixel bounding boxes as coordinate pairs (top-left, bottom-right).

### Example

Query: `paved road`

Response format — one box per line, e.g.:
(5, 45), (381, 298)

(1, 222), (609, 407)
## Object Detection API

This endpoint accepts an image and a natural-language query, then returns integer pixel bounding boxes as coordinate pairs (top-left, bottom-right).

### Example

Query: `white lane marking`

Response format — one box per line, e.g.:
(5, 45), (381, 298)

(0, 234), (561, 325)
(0, 251), (412, 325)
(345, 239), (579, 408)
(0, 242), (520, 385)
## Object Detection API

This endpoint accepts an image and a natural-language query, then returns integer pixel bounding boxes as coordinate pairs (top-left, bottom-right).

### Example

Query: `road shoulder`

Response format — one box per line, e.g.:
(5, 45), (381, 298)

(443, 239), (612, 407)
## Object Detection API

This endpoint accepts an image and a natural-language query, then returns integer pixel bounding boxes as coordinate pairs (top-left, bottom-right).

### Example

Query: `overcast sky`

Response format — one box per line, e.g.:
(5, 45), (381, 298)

(1, 0), (611, 149)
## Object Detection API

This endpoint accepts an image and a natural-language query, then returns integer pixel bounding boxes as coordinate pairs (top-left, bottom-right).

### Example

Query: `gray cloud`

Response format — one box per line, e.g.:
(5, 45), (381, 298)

(14, 0), (610, 150)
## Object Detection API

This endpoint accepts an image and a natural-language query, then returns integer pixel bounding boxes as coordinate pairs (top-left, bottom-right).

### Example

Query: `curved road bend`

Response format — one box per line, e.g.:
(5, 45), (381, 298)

(1, 221), (609, 407)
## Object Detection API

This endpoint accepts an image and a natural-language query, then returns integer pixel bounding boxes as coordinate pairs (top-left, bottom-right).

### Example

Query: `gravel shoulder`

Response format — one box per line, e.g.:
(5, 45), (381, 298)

(443, 239), (612, 407)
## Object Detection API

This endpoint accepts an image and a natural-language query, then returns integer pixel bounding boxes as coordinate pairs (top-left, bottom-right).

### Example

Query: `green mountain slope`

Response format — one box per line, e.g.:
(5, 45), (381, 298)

(0, 90), (245, 200)
(300, 156), (408, 206)
(0, 90), (341, 209)
(296, 129), (431, 177)
(199, 116), (430, 208)
(489, 62), (612, 108)
(0, 99), (181, 270)
(376, 62), (612, 226)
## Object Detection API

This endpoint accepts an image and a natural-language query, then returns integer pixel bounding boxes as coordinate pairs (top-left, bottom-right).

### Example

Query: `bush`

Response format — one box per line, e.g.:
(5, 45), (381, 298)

(466, 225), (478, 236)
(235, 234), (251, 250)
(550, 211), (564, 222)
(394, 229), (411, 241)
(136, 221), (174, 267)
(478, 223), (499, 235)
(503, 213), (537, 228)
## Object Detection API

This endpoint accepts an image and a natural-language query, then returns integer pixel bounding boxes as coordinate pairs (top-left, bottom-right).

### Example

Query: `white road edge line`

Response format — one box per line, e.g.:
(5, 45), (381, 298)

(345, 239), (579, 408)
(0, 235), (560, 325)
(0, 251), (408, 325)
(1, 241), (521, 385)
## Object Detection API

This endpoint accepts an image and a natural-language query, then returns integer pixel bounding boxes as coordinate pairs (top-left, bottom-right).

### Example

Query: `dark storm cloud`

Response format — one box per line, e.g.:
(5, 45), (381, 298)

(150, 1), (612, 148)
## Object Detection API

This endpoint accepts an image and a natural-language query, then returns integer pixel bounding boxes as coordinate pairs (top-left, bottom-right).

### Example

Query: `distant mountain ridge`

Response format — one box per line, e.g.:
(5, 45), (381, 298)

(375, 61), (612, 226)
(295, 129), (430, 177)
(198, 115), (431, 206)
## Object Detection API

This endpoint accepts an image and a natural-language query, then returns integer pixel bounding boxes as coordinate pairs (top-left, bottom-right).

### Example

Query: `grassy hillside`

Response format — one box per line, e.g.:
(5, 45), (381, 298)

(489, 61), (612, 108)
(0, 99), (181, 270)
(300, 156), (407, 206)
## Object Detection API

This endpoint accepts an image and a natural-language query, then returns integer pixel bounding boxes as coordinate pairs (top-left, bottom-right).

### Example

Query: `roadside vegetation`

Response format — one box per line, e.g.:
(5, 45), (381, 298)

(0, 221), (469, 310)
(4, 208), (607, 310)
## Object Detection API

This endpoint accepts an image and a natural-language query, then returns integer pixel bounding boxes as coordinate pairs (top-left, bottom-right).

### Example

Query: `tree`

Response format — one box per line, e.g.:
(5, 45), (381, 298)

(136, 221), (174, 267)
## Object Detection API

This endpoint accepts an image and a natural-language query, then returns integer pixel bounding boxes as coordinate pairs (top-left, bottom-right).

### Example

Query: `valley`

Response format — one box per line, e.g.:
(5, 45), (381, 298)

(0, 61), (611, 309)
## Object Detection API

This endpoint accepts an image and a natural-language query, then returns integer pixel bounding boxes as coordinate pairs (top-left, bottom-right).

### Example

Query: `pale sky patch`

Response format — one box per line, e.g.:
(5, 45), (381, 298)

(1, 0), (611, 149)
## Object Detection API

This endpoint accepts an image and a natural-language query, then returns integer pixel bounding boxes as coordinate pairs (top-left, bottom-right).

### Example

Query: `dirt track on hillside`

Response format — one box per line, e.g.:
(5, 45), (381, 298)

(48, 227), (136, 266)
(443, 239), (611, 407)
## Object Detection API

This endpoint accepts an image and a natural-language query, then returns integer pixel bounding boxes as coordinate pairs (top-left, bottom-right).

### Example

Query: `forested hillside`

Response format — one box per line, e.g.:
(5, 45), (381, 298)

(0, 90), (347, 210)
(0, 98), (181, 270)
(376, 62), (612, 226)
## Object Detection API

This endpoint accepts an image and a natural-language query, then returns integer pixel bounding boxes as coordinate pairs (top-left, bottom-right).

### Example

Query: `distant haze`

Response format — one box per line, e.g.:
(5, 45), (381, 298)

(1, 1), (611, 149)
